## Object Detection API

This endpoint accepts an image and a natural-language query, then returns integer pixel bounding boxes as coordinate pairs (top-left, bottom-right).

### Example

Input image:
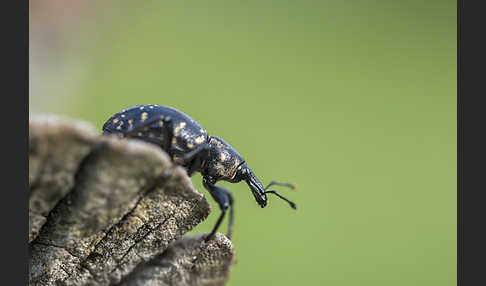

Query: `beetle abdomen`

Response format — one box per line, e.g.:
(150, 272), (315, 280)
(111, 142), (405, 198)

(102, 105), (209, 162)
(102, 105), (171, 134)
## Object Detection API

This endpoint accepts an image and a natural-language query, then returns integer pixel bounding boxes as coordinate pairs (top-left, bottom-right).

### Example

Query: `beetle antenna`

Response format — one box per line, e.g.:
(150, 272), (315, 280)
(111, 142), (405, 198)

(264, 190), (297, 210)
(264, 181), (297, 191)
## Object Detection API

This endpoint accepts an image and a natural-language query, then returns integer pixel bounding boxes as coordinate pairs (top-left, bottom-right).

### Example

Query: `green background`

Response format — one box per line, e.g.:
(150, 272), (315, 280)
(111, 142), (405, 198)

(30, 1), (456, 285)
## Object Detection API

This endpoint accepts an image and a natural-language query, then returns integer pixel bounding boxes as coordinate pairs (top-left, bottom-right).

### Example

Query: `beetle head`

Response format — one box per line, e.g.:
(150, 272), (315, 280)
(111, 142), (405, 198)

(233, 164), (268, 208)
(203, 136), (295, 209)
(234, 164), (297, 209)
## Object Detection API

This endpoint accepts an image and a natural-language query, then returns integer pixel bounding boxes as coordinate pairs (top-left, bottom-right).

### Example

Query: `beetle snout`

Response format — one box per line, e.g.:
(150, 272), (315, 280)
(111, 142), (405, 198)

(255, 192), (267, 208)
(245, 167), (268, 208)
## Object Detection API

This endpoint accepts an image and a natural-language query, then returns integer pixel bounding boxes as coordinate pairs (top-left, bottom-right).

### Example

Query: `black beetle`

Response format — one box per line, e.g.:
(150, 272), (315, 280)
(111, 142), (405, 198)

(102, 104), (296, 242)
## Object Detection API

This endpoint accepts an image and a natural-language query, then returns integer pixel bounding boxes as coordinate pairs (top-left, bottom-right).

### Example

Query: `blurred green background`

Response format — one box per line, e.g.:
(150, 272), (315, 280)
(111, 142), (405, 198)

(30, 0), (456, 285)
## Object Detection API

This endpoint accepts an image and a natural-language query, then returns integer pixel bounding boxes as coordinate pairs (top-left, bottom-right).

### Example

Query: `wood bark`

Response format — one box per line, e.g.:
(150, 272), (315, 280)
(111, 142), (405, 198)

(29, 115), (235, 286)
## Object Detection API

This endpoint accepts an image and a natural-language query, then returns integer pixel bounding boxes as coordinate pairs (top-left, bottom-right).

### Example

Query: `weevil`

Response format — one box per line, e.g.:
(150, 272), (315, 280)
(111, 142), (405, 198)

(102, 104), (296, 243)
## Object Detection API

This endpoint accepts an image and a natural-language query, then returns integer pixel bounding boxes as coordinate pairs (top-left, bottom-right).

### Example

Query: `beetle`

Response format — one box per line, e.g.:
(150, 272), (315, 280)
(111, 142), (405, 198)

(102, 104), (296, 243)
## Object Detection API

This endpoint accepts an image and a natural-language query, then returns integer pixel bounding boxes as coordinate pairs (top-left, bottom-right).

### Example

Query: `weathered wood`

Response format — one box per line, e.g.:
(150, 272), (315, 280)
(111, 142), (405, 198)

(28, 115), (234, 286)
(29, 115), (97, 243)
(117, 233), (235, 286)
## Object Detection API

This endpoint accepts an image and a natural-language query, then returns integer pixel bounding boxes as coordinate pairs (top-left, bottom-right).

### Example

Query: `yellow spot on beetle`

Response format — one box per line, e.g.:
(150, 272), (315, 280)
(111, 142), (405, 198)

(174, 122), (186, 136)
(141, 112), (148, 122)
(116, 121), (124, 130)
(121, 114), (126, 118)
(128, 119), (133, 129)
(215, 163), (225, 176)
(195, 136), (205, 144)
(220, 153), (227, 161)
(140, 106), (145, 110)
(187, 142), (194, 149)
(172, 137), (177, 144)
(113, 118), (119, 124)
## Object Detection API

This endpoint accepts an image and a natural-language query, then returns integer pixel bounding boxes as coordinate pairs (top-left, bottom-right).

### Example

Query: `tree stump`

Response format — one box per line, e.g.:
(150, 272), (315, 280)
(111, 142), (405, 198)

(28, 115), (235, 286)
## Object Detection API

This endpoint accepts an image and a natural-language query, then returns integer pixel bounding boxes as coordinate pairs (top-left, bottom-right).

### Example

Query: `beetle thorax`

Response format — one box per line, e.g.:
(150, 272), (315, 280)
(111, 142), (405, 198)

(202, 136), (245, 181)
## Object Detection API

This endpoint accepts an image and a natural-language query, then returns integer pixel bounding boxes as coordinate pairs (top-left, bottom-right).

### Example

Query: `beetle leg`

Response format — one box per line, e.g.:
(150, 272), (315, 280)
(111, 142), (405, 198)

(203, 183), (233, 241)
(217, 186), (234, 239)
(192, 182), (234, 265)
